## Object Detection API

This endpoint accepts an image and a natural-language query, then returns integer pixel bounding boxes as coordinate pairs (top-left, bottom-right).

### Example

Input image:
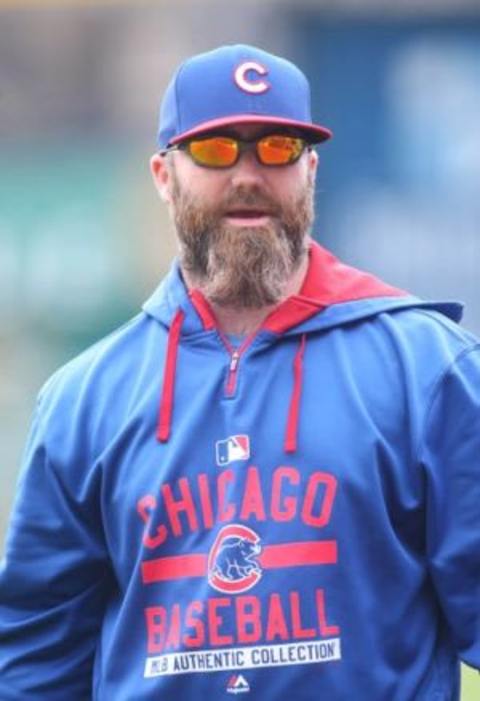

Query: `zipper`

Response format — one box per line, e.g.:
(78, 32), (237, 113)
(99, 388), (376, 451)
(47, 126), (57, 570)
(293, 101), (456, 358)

(221, 334), (255, 398)
(226, 349), (241, 396)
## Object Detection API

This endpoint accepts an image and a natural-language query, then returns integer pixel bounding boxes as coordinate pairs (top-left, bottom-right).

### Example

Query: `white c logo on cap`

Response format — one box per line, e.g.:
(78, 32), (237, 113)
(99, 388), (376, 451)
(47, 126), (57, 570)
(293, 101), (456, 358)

(234, 61), (270, 94)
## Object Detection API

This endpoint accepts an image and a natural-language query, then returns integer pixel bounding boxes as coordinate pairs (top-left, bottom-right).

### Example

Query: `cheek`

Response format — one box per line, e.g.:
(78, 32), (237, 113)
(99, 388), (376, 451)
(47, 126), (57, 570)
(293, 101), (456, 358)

(175, 156), (228, 201)
(270, 167), (311, 201)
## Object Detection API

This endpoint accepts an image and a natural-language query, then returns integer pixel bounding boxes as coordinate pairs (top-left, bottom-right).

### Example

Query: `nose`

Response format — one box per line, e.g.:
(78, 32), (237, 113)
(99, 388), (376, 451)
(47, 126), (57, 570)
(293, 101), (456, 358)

(229, 149), (265, 187)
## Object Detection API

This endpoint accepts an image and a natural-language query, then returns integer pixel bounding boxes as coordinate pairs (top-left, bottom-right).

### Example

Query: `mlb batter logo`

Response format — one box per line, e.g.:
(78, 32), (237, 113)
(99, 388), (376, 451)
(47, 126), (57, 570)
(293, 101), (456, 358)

(215, 435), (250, 466)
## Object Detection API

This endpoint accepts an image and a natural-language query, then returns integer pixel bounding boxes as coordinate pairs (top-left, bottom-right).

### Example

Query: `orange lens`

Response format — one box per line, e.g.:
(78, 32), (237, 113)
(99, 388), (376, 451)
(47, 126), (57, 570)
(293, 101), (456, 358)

(257, 135), (305, 165)
(188, 137), (238, 167)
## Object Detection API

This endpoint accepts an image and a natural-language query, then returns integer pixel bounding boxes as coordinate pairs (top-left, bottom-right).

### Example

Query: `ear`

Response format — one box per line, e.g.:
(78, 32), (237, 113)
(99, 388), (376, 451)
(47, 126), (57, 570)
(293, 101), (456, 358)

(304, 147), (318, 188)
(150, 153), (173, 204)
(308, 148), (319, 177)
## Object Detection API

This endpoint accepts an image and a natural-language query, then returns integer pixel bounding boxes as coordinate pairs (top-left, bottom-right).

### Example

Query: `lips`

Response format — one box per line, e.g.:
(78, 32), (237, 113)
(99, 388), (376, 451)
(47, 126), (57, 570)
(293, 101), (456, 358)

(221, 190), (279, 225)
(224, 210), (274, 226)
(226, 209), (270, 218)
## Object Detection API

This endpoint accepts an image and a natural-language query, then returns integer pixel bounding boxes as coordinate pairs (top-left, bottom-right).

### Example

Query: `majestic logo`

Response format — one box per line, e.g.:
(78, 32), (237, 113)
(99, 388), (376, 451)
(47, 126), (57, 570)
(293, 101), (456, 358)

(208, 524), (262, 593)
(227, 674), (250, 694)
(233, 61), (270, 94)
(216, 435), (250, 466)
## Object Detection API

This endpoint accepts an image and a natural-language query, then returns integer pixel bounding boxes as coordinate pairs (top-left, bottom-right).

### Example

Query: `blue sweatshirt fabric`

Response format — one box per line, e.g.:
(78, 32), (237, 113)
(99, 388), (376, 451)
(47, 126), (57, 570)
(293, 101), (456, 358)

(1, 242), (479, 700)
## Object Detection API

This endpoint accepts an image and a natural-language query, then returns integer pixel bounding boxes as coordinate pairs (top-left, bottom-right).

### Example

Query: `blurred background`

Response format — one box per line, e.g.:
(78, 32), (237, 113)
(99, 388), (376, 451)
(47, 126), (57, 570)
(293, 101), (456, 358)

(1, 0), (479, 695)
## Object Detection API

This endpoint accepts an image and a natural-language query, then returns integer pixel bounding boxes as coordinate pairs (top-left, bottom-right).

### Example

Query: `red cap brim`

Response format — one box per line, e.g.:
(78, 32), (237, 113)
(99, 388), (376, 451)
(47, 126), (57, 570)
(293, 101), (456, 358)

(170, 114), (332, 145)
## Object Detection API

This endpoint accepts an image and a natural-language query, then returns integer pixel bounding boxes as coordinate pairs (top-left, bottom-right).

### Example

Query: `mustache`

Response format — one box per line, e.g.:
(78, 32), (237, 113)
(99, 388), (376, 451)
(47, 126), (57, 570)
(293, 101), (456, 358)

(218, 185), (282, 216)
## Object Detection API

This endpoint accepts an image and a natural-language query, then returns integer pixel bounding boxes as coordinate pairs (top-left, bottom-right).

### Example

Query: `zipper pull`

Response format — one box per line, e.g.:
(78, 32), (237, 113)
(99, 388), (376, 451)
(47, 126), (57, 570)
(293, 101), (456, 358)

(230, 350), (240, 372)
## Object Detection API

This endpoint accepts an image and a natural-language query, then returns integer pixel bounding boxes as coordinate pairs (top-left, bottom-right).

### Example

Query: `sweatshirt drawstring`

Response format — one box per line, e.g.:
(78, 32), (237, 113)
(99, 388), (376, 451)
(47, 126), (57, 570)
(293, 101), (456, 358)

(157, 310), (306, 450)
(284, 334), (307, 454)
(157, 309), (185, 443)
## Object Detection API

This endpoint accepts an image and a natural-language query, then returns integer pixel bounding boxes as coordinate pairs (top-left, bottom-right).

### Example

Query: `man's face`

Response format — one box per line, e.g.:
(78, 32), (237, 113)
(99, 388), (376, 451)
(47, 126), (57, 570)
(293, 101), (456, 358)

(153, 125), (318, 309)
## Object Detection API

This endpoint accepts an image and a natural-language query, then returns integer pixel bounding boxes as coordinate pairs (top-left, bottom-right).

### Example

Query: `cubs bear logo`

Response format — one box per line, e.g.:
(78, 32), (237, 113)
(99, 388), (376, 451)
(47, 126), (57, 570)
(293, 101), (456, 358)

(208, 524), (262, 594)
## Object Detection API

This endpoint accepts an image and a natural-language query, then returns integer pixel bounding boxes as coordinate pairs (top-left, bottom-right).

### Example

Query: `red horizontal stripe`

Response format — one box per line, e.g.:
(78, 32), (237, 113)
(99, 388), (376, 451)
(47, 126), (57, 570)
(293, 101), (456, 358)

(141, 540), (337, 585)
(259, 540), (337, 568)
(142, 554), (207, 584)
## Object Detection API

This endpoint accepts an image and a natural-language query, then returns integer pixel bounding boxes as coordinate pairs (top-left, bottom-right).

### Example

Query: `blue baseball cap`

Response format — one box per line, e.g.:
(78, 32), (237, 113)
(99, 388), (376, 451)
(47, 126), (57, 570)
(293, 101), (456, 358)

(157, 44), (332, 149)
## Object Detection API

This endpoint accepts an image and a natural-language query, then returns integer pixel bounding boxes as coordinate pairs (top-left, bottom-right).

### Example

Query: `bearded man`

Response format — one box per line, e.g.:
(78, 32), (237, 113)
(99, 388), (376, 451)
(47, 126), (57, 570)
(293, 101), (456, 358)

(1, 44), (479, 701)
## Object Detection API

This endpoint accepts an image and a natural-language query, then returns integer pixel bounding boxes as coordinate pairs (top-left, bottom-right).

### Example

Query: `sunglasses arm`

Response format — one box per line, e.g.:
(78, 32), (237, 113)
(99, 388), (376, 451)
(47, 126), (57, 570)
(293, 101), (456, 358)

(159, 144), (182, 157)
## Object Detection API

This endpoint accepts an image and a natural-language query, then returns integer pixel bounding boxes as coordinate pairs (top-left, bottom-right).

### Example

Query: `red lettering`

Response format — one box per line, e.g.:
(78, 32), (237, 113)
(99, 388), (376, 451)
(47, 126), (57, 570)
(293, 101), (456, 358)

(265, 593), (289, 641)
(236, 596), (262, 643)
(183, 600), (205, 648)
(164, 603), (181, 650)
(271, 467), (299, 521)
(239, 467), (266, 521)
(138, 467), (338, 549)
(217, 470), (236, 522)
(137, 496), (168, 549)
(208, 598), (233, 646)
(197, 474), (214, 529)
(316, 588), (340, 636)
(162, 478), (198, 536)
(301, 472), (337, 528)
(144, 588), (337, 653)
(145, 606), (166, 653)
(290, 591), (316, 639)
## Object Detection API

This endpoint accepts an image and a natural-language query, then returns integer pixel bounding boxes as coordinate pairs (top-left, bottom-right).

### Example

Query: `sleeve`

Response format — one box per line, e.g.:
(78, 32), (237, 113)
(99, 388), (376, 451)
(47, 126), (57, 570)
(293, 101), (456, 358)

(0, 390), (114, 699)
(420, 345), (480, 670)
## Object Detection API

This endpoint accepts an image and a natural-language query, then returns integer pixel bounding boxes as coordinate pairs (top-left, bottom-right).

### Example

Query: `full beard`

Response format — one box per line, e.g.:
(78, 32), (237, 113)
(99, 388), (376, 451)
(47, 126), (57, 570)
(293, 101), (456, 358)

(170, 170), (315, 310)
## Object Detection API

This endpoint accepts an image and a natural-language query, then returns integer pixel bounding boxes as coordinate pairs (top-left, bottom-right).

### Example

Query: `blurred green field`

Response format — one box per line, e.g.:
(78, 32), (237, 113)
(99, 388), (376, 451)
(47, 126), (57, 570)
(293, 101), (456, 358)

(463, 664), (480, 700)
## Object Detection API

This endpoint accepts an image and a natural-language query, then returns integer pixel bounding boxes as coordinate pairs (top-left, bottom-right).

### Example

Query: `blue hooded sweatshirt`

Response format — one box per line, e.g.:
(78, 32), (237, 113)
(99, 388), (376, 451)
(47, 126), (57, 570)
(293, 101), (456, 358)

(0, 241), (479, 700)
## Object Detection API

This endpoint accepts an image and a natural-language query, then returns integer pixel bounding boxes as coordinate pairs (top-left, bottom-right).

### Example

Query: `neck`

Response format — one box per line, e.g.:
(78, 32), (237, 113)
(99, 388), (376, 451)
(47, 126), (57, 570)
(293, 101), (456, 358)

(182, 253), (309, 335)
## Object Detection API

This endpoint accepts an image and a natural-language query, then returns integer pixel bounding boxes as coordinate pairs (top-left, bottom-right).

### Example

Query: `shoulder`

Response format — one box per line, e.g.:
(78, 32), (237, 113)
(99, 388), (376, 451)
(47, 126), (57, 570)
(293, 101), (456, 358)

(371, 307), (480, 420)
(375, 304), (479, 366)
(41, 312), (162, 399)
(34, 311), (166, 462)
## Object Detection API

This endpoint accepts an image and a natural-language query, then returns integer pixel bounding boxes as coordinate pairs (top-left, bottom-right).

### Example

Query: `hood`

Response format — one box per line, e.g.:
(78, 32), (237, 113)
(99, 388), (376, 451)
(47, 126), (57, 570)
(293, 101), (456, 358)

(142, 241), (463, 449)
(143, 241), (463, 334)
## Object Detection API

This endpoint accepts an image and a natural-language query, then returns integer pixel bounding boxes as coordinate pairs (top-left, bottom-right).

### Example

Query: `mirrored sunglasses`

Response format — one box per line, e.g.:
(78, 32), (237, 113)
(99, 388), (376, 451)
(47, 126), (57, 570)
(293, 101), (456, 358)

(160, 134), (309, 168)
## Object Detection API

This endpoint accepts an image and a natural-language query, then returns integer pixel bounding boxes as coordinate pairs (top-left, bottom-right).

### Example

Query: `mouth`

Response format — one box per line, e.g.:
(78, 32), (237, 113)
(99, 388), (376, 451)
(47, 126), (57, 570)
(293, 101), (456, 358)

(223, 209), (274, 226)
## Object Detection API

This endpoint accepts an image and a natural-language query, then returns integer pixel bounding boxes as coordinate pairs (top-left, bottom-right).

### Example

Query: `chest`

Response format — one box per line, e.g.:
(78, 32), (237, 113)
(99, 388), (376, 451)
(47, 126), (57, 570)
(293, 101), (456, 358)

(99, 332), (424, 583)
